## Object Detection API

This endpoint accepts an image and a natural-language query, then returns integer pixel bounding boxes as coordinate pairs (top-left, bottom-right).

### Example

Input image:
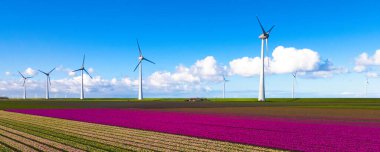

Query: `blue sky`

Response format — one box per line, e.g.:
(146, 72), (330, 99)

(1, 0), (380, 98)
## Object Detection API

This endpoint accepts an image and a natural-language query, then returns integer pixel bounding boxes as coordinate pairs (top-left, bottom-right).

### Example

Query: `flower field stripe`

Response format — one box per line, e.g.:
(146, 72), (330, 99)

(7, 108), (380, 152)
(0, 128), (61, 152)
(2, 112), (272, 152)
(0, 134), (38, 152)
(0, 125), (85, 152)
(0, 111), (280, 152)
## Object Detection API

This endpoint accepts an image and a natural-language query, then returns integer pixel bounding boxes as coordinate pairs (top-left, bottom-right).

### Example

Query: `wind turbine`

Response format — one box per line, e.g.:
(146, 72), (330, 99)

(133, 39), (155, 100)
(292, 72), (297, 99)
(18, 71), (32, 99)
(222, 75), (229, 99)
(38, 68), (56, 100)
(256, 16), (275, 102)
(73, 54), (92, 100)
(365, 76), (369, 98)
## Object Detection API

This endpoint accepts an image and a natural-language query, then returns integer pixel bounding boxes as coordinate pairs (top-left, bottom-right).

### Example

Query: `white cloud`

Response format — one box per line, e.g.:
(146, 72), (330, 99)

(147, 56), (225, 92)
(56, 65), (77, 77)
(172, 65), (200, 83)
(192, 56), (224, 80)
(24, 67), (37, 76)
(353, 65), (366, 73)
(50, 75), (138, 95)
(354, 50), (380, 72)
(88, 68), (94, 73)
(121, 77), (138, 86)
(229, 46), (342, 78)
(229, 57), (264, 77)
(68, 71), (76, 77)
(366, 72), (378, 78)
(5, 72), (11, 76)
(270, 46), (320, 74)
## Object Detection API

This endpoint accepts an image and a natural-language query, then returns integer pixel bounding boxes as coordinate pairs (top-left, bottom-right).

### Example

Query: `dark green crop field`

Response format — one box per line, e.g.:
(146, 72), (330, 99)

(1, 98), (380, 110)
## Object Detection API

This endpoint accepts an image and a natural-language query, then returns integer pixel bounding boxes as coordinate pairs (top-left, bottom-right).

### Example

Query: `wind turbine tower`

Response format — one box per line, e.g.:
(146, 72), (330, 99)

(365, 77), (369, 98)
(256, 16), (275, 102)
(133, 39), (155, 100)
(18, 71), (32, 99)
(38, 68), (56, 99)
(292, 72), (297, 99)
(73, 55), (93, 100)
(222, 75), (229, 99)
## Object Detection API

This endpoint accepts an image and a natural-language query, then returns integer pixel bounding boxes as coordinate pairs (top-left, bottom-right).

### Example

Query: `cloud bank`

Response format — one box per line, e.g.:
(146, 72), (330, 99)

(354, 50), (380, 72)
(229, 46), (344, 78)
(0, 46), (347, 98)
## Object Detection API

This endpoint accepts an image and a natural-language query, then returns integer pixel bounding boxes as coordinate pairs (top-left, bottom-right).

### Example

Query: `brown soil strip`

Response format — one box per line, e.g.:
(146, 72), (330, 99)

(158, 107), (380, 124)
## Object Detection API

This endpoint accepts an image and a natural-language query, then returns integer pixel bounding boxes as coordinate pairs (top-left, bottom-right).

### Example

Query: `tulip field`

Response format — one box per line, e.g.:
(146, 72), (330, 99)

(0, 110), (274, 152)
(0, 98), (380, 151)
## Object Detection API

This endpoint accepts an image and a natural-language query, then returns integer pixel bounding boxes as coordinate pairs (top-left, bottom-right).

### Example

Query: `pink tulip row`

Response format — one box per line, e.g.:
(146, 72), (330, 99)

(8, 109), (380, 152)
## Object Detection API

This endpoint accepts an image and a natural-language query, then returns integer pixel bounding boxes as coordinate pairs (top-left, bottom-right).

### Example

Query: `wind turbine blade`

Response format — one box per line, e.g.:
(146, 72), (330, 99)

(256, 16), (266, 34)
(72, 69), (82, 72)
(267, 25), (275, 34)
(133, 60), (142, 72)
(18, 71), (26, 79)
(84, 69), (93, 79)
(136, 39), (142, 56)
(26, 76), (32, 79)
(23, 79), (26, 86)
(48, 67), (56, 74)
(38, 70), (48, 75)
(48, 76), (51, 86)
(82, 54), (86, 67)
(143, 58), (155, 64)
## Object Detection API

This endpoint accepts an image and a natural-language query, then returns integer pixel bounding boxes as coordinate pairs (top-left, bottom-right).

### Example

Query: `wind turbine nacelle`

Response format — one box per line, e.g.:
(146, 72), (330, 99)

(259, 34), (269, 39)
(139, 56), (143, 60)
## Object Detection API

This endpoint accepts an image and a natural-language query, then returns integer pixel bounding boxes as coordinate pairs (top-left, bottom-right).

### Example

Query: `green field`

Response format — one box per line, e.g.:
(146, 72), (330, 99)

(1, 98), (380, 110)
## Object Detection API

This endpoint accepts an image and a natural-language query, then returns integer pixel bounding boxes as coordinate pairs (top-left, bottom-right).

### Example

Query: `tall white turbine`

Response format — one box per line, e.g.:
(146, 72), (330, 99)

(256, 16), (275, 102)
(365, 76), (369, 98)
(292, 72), (297, 99)
(133, 39), (155, 100)
(18, 71), (32, 99)
(222, 75), (229, 99)
(38, 68), (56, 100)
(73, 55), (93, 100)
